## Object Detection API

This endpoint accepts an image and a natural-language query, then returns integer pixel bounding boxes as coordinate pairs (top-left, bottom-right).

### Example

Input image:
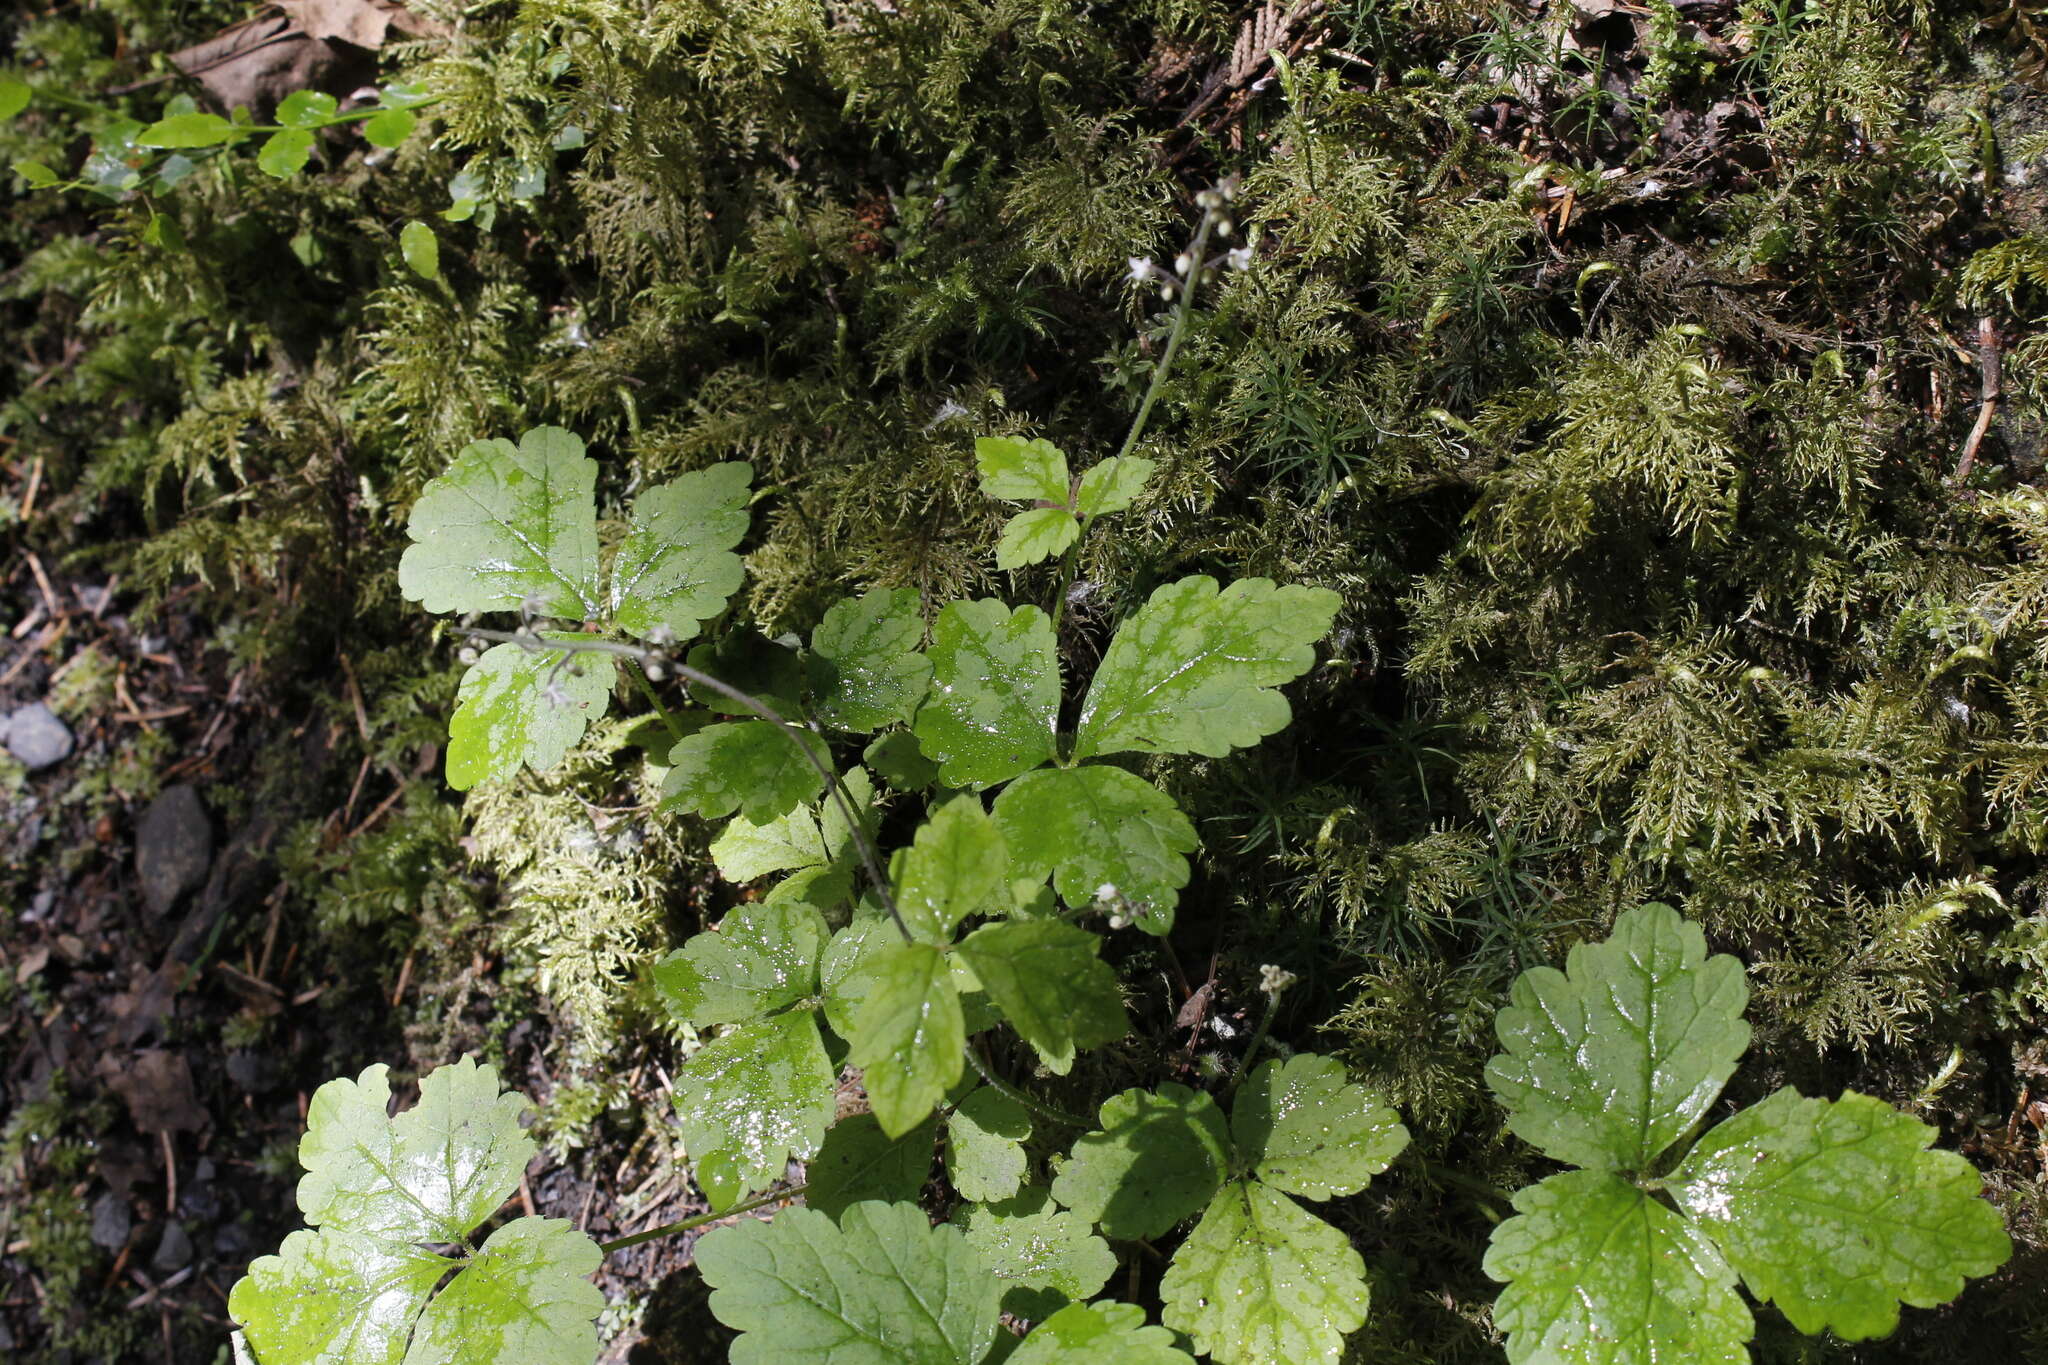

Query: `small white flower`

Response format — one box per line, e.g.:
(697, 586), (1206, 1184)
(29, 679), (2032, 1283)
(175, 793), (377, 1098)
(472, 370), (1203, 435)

(1094, 883), (1119, 902)
(1173, 252), (1192, 276)
(1227, 245), (1253, 271)
(1258, 963), (1298, 995)
(1127, 256), (1154, 284)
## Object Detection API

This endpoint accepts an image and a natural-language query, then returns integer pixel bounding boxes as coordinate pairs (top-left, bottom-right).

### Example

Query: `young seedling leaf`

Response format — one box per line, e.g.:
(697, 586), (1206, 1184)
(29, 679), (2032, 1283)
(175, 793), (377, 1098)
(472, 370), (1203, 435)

(809, 587), (931, 731)
(1013, 1302), (1193, 1365)
(229, 1229), (446, 1365)
(956, 918), (1126, 1075)
(257, 128), (314, 178)
(956, 1189), (1117, 1322)
(847, 941), (965, 1136)
(138, 110), (236, 147)
(445, 642), (614, 791)
(996, 508), (1081, 569)
(697, 1201), (999, 1365)
(404, 1217), (604, 1365)
(1232, 1054), (1410, 1201)
(894, 795), (1007, 942)
(609, 462), (752, 642)
(0, 74), (30, 122)
(364, 105), (417, 148)
(976, 435), (1071, 503)
(1050, 1084), (1228, 1239)
(276, 90), (339, 127)
(1668, 1088), (2012, 1340)
(1074, 576), (1340, 761)
(663, 720), (827, 822)
(1485, 1168), (1750, 1365)
(674, 1011), (835, 1209)
(1073, 456), (1155, 519)
(913, 598), (1058, 788)
(651, 899), (826, 1028)
(946, 1086), (1032, 1202)
(1486, 903), (1750, 1170)
(296, 1059), (530, 1242)
(1159, 1181), (1371, 1365)
(804, 1112), (937, 1218)
(401, 219), (440, 279)
(991, 766), (1196, 932)
(398, 427), (601, 619)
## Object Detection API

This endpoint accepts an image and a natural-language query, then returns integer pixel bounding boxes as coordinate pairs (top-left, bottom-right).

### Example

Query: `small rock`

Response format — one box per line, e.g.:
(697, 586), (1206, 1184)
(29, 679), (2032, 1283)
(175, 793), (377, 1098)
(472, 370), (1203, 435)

(211, 1221), (254, 1264)
(90, 1192), (132, 1251)
(151, 1220), (194, 1274)
(5, 703), (75, 771)
(224, 1048), (276, 1094)
(136, 785), (213, 916)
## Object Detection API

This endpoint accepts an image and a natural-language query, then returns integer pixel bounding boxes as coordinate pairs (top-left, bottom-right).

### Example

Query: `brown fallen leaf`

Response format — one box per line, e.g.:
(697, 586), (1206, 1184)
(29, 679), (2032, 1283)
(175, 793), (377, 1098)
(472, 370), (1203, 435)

(96, 1048), (210, 1134)
(167, 2), (441, 118)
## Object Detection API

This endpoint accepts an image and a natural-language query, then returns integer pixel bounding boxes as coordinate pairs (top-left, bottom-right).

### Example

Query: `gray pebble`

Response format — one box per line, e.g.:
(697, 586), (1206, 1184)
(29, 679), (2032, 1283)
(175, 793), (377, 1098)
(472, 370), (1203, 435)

(136, 785), (213, 916)
(90, 1192), (132, 1251)
(151, 1219), (194, 1273)
(5, 703), (74, 770)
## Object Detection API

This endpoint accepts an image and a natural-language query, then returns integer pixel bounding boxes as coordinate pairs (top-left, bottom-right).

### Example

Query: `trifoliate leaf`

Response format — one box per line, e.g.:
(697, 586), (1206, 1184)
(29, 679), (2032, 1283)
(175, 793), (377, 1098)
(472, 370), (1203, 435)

(230, 1062), (603, 1365)
(675, 1011), (835, 1209)
(947, 1086), (1031, 1202)
(820, 913), (897, 1039)
(404, 1217), (603, 1365)
(663, 720), (827, 822)
(991, 766), (1196, 932)
(1485, 1168), (1750, 1365)
(1074, 576), (1340, 761)
(697, 1201), (999, 1365)
(865, 730), (938, 791)
(1073, 457), (1155, 519)
(1159, 1181), (1371, 1365)
(847, 942), (965, 1137)
(1232, 1055), (1409, 1201)
(609, 462), (752, 642)
(229, 1229), (446, 1365)
(996, 508), (1081, 570)
(809, 588), (931, 731)
(913, 599), (1058, 788)
(977, 435), (1071, 503)
(1051, 1084), (1228, 1239)
(400, 220), (440, 279)
(445, 641), (615, 790)
(297, 1059), (530, 1243)
(258, 128), (314, 178)
(398, 427), (600, 619)
(955, 919), (1126, 1075)
(651, 899), (826, 1028)
(1668, 1088), (2012, 1340)
(1013, 1302), (1193, 1365)
(804, 1112), (937, 1218)
(137, 110), (236, 147)
(1486, 902), (1750, 1171)
(957, 1188), (1117, 1321)
(895, 795), (1007, 942)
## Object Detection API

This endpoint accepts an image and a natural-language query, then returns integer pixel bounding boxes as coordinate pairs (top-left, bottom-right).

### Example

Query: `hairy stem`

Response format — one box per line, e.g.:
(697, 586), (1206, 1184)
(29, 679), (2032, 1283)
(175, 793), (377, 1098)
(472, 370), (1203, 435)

(599, 1181), (808, 1254)
(966, 1042), (1091, 1128)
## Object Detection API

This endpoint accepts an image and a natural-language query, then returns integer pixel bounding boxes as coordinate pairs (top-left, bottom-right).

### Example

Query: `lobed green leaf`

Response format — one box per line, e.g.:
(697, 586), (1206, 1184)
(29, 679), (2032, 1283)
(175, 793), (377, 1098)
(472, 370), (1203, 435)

(996, 508), (1080, 569)
(1051, 1084), (1228, 1239)
(946, 1086), (1032, 1202)
(1013, 1302), (1193, 1365)
(445, 641), (614, 791)
(663, 720), (827, 822)
(846, 942), (965, 1137)
(1486, 902), (1750, 1171)
(1232, 1054), (1410, 1201)
(804, 1112), (937, 1218)
(913, 598), (1058, 788)
(651, 899), (826, 1028)
(674, 1012), (835, 1210)
(1075, 576), (1340, 761)
(976, 435), (1071, 503)
(609, 462), (752, 643)
(808, 587), (931, 731)
(696, 1201), (999, 1365)
(992, 765), (1196, 932)
(894, 795), (1007, 942)
(956, 918), (1126, 1075)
